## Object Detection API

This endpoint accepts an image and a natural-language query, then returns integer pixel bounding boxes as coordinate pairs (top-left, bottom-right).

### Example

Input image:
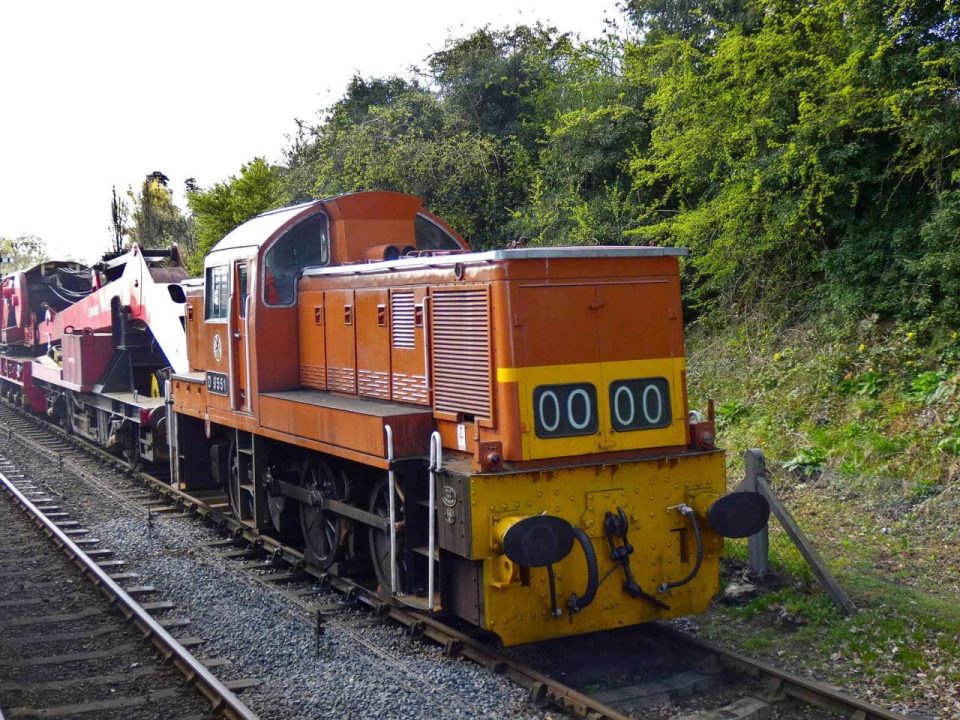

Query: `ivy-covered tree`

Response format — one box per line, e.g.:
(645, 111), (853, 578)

(628, 0), (960, 319)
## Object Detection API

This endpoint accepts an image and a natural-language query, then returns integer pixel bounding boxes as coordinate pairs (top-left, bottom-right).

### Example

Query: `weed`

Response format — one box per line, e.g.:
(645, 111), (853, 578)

(840, 370), (885, 397)
(906, 370), (950, 404)
(857, 371), (885, 397)
(783, 446), (827, 475)
(939, 436), (960, 456)
(716, 399), (748, 429)
(883, 673), (905, 689)
(909, 477), (941, 502)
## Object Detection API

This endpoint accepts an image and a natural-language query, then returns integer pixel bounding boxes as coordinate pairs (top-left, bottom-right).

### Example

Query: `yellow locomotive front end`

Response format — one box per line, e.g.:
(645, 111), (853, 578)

(431, 248), (767, 646)
(442, 451), (728, 645)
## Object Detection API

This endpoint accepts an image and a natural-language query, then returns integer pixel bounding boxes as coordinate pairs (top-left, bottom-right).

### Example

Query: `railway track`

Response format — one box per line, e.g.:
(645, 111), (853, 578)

(0, 399), (913, 720)
(0, 454), (257, 720)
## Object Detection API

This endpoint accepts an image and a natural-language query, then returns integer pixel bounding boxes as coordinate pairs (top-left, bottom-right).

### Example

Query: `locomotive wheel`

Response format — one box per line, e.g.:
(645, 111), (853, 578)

(368, 476), (406, 595)
(227, 440), (254, 521)
(299, 459), (349, 570)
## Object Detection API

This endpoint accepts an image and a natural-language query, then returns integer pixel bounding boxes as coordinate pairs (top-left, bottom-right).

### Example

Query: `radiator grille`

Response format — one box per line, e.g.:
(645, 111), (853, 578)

(391, 291), (415, 349)
(431, 288), (491, 419)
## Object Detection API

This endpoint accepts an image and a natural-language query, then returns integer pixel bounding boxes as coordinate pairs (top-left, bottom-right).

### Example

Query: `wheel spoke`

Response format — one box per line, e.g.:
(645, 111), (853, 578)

(368, 476), (405, 594)
(299, 460), (347, 570)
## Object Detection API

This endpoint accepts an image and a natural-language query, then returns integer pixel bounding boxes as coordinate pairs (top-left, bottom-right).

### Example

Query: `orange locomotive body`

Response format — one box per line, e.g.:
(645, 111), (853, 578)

(170, 191), (767, 645)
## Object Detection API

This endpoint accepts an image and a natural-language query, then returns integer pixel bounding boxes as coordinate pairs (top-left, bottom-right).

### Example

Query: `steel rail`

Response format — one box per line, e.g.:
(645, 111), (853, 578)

(127, 462), (911, 720)
(0, 405), (630, 719)
(0, 467), (259, 720)
(131, 469), (632, 720)
(649, 624), (909, 720)
(0, 398), (911, 720)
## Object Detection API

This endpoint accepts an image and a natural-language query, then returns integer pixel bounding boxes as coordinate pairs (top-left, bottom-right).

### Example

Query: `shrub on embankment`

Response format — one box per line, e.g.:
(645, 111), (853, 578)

(687, 310), (960, 596)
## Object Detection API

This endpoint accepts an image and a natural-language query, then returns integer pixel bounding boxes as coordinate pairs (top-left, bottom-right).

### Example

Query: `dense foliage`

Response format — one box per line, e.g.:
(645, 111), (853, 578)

(188, 0), (959, 324)
(630, 0), (960, 317)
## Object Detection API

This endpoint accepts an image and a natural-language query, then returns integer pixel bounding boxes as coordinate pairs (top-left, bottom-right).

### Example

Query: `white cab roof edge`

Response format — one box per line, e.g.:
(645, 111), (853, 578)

(301, 246), (688, 278)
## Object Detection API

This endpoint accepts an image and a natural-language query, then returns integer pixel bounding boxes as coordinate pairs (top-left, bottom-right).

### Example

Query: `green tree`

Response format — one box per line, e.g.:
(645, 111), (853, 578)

(211, 7), (960, 327)
(285, 76), (417, 202)
(284, 26), (582, 248)
(510, 34), (649, 246)
(624, 0), (758, 44)
(425, 25), (565, 152)
(187, 158), (284, 275)
(127, 171), (194, 251)
(286, 80), (516, 247)
(628, 0), (960, 320)
(110, 185), (129, 255)
(0, 234), (49, 272)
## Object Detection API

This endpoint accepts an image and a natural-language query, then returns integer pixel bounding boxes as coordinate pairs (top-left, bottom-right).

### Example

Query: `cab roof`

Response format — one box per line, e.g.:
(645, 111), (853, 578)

(208, 200), (321, 255)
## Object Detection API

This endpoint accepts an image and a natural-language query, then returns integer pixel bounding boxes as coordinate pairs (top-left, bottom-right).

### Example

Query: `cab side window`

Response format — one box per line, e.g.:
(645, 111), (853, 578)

(415, 214), (461, 251)
(263, 213), (329, 306)
(238, 264), (248, 318)
(205, 265), (229, 320)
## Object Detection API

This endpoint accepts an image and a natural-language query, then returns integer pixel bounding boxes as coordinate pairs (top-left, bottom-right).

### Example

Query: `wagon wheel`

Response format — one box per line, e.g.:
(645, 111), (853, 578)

(227, 439), (254, 521)
(368, 475), (407, 596)
(300, 459), (350, 570)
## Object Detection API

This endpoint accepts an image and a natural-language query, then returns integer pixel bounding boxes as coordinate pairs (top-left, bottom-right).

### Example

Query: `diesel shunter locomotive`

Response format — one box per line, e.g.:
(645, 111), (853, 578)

(0, 191), (768, 646)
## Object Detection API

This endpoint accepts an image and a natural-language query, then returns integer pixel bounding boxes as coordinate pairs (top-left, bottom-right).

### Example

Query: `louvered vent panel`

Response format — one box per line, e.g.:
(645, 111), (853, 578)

(392, 291), (415, 349)
(300, 364), (326, 390)
(431, 289), (491, 419)
(392, 372), (429, 405)
(327, 366), (356, 394)
(358, 369), (390, 399)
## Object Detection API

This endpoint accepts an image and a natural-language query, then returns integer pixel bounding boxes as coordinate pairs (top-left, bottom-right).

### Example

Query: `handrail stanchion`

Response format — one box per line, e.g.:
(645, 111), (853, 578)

(428, 431), (442, 611)
(385, 425), (396, 596)
(165, 379), (178, 487)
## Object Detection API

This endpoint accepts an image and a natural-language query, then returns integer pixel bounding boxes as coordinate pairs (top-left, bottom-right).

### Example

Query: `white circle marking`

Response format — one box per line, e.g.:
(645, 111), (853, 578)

(539, 390), (561, 432)
(567, 388), (592, 430)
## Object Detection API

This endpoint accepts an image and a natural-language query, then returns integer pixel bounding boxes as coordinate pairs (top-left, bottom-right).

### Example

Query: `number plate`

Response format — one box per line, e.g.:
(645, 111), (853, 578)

(533, 383), (599, 438)
(206, 372), (229, 396)
(609, 377), (671, 431)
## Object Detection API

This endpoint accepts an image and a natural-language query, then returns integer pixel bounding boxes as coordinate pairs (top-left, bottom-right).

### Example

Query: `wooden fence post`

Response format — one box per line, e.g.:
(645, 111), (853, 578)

(743, 449), (857, 616)
(743, 449), (769, 576)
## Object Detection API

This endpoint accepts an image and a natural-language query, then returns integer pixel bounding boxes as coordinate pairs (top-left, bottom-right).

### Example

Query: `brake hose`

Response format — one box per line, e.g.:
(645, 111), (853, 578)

(657, 504), (703, 593)
(568, 526), (599, 613)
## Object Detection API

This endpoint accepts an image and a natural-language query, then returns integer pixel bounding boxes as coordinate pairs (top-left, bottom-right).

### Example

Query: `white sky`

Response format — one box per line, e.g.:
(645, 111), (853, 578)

(0, 0), (621, 264)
